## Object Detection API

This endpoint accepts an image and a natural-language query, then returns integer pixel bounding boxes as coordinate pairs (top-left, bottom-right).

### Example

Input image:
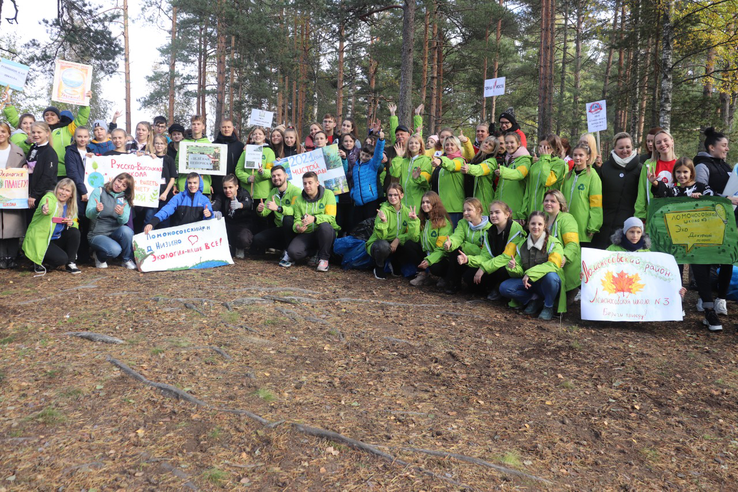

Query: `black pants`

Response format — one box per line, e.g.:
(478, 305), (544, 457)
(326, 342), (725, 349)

(369, 239), (412, 269)
(76, 214), (91, 263)
(401, 240), (449, 276)
(287, 222), (336, 262)
(353, 200), (379, 225)
(692, 263), (733, 306)
(43, 227), (81, 268)
(251, 216), (295, 253)
(336, 201), (354, 237)
(226, 223), (254, 250)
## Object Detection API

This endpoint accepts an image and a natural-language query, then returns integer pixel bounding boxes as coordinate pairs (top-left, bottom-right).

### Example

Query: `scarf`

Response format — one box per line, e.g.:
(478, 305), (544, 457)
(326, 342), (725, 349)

(610, 149), (637, 168)
(445, 150), (462, 160)
(619, 231), (645, 251)
(469, 216), (489, 231)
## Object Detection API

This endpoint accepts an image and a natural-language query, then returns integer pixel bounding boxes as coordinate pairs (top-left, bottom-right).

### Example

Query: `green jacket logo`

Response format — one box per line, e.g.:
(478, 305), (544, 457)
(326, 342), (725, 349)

(319, 203), (325, 209)
(578, 184), (586, 191)
(431, 231), (437, 237)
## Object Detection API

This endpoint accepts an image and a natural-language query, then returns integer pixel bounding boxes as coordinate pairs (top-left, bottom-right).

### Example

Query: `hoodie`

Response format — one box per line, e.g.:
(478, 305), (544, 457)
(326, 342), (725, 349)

(495, 146), (532, 220)
(149, 176), (214, 228)
(291, 185), (339, 233)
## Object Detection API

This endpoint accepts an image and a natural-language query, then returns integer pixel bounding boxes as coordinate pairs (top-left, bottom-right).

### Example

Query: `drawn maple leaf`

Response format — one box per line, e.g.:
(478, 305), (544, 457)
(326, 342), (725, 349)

(601, 270), (645, 296)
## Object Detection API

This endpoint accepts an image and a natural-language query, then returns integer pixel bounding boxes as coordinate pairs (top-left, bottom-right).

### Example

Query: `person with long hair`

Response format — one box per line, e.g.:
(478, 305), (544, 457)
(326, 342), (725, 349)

(10, 112), (34, 154)
(86, 173), (136, 269)
(499, 211), (565, 320)
(523, 133), (567, 215)
(405, 191), (454, 287)
(390, 134), (432, 211)
(578, 133), (600, 167)
(64, 126), (94, 262)
(303, 122), (322, 152)
(282, 128), (303, 157)
(463, 135), (499, 214)
(640, 127), (662, 164)
(126, 121), (154, 153)
(269, 128), (286, 160)
(495, 131), (531, 222)
(634, 129), (677, 220)
(0, 122), (27, 268)
(235, 126), (276, 204)
(26, 122), (58, 211)
(431, 135), (466, 226)
(561, 143), (603, 244)
(543, 190), (581, 298)
(23, 178), (81, 275)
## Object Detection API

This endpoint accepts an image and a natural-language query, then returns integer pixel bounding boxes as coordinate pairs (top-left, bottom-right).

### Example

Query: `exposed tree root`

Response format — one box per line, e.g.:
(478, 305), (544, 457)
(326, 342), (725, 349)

(66, 332), (125, 344)
(107, 356), (207, 406)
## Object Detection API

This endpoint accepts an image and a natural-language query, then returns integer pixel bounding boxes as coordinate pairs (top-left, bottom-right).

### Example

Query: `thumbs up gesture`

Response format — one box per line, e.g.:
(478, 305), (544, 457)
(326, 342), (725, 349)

(95, 198), (104, 212)
(377, 209), (387, 223)
(203, 204), (212, 218)
(42, 198), (50, 215)
(257, 198), (265, 213)
(457, 251), (468, 265)
(266, 196), (279, 212)
(230, 198), (242, 211)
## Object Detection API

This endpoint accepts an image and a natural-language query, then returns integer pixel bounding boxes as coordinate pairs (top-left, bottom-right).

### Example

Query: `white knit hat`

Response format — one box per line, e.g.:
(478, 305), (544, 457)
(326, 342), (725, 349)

(623, 217), (644, 233)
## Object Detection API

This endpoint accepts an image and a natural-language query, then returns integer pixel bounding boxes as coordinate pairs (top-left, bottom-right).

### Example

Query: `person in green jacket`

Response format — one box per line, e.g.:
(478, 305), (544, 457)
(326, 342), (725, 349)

(523, 133), (567, 214)
(22, 178), (82, 276)
(286, 171), (339, 272)
(543, 190), (581, 296)
(176, 115), (215, 195)
(562, 143), (603, 243)
(390, 134), (432, 211)
(5, 96), (91, 178)
(441, 197), (494, 294)
(235, 126), (277, 201)
(254, 164), (301, 264)
(500, 211), (566, 320)
(387, 103), (424, 147)
(634, 130), (678, 220)
(495, 131), (531, 222)
(464, 136), (500, 214)
(366, 183), (419, 280)
(9, 112), (34, 154)
(458, 200), (526, 300)
(431, 135), (466, 226)
(406, 191), (454, 287)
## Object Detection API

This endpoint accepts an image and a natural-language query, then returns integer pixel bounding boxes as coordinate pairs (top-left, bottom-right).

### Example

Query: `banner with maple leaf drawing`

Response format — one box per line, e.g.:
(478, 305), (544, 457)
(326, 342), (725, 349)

(581, 248), (683, 322)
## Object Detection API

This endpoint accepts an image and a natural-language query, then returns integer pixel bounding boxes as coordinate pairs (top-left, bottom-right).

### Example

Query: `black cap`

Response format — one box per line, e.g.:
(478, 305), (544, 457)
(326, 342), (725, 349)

(43, 106), (61, 119)
(168, 123), (185, 134)
(395, 124), (411, 134)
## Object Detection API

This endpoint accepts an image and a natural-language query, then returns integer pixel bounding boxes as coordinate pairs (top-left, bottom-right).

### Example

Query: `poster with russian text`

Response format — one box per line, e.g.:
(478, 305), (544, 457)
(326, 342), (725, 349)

(178, 142), (227, 176)
(0, 168), (29, 209)
(284, 145), (348, 195)
(585, 100), (608, 133)
(51, 59), (92, 106)
(580, 248), (683, 322)
(132, 219), (233, 272)
(84, 154), (163, 208)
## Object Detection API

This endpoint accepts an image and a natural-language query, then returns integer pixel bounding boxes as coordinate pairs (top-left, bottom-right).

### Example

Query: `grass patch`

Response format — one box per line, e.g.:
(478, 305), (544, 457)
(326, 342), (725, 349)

(560, 380), (575, 389)
(168, 337), (192, 348)
(58, 388), (83, 400)
(150, 347), (164, 356)
(0, 335), (14, 345)
(221, 310), (241, 324)
(27, 406), (65, 425)
(209, 426), (223, 439)
(253, 388), (277, 402)
(0, 370), (5, 383)
(569, 340), (583, 351)
(201, 467), (228, 485)
(497, 451), (522, 467)
(44, 369), (62, 378)
(640, 447), (659, 461)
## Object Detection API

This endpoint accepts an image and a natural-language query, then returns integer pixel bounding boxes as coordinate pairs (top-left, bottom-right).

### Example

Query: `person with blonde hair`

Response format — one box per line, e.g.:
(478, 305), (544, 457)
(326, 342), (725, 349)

(634, 129), (678, 220)
(562, 142), (602, 244)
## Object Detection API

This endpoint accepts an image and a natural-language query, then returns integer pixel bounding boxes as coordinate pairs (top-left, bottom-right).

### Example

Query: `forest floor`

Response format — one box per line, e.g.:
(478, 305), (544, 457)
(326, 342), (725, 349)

(1, 257), (737, 491)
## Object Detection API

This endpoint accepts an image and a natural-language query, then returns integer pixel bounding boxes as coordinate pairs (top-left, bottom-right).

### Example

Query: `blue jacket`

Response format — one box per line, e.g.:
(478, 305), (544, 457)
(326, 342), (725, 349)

(149, 176), (213, 228)
(346, 138), (385, 206)
(64, 144), (90, 203)
(89, 139), (115, 155)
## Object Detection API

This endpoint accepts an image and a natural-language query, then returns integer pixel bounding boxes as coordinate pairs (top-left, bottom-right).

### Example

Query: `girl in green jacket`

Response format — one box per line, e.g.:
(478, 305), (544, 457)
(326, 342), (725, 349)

(442, 197), (494, 294)
(236, 126), (277, 200)
(390, 135), (432, 211)
(464, 136), (500, 214)
(523, 133), (567, 215)
(431, 135), (466, 226)
(543, 190), (581, 295)
(500, 211), (566, 320)
(562, 143), (603, 243)
(495, 131), (531, 222)
(11, 113), (34, 154)
(406, 191), (453, 287)
(22, 178), (81, 276)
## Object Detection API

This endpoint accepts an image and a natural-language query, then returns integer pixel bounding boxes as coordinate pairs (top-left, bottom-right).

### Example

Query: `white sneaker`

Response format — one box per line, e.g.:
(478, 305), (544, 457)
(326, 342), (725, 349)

(123, 260), (137, 270)
(410, 272), (428, 287)
(715, 298), (728, 315)
(316, 260), (329, 272)
(235, 248), (245, 259)
(574, 289), (581, 302)
(93, 252), (108, 269)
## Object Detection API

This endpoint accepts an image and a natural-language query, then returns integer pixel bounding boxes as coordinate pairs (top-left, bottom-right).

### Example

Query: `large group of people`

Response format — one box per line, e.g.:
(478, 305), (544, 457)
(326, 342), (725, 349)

(0, 91), (734, 330)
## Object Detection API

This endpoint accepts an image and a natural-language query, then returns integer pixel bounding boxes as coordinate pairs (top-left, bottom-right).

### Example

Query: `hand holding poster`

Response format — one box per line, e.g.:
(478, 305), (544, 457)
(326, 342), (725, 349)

(483, 77), (506, 97)
(585, 100), (608, 133)
(132, 219), (233, 272)
(52, 59), (92, 106)
(0, 168), (29, 209)
(282, 145), (348, 195)
(84, 154), (163, 208)
(647, 196), (738, 264)
(248, 109), (274, 128)
(580, 247), (683, 322)
(178, 142), (227, 176)
(243, 145), (263, 169)
(0, 59), (30, 92)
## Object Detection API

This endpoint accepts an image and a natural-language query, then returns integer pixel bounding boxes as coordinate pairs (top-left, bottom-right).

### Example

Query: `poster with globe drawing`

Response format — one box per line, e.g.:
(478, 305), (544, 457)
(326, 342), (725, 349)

(51, 59), (93, 106)
(84, 154), (163, 208)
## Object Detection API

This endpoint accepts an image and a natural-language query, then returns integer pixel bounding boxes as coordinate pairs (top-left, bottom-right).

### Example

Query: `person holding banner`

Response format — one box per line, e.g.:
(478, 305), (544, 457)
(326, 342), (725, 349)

(175, 116), (212, 195)
(282, 128), (303, 157)
(212, 174), (255, 258)
(390, 134), (432, 211)
(104, 128), (129, 156)
(543, 190), (581, 298)
(463, 136), (500, 214)
(286, 171), (339, 272)
(64, 126), (94, 263)
(406, 191), (453, 287)
(86, 173), (136, 270)
(235, 126), (276, 203)
(0, 122), (27, 269)
(494, 131), (531, 222)
(431, 135), (467, 227)
(523, 134), (567, 215)
(10, 113), (34, 154)
(634, 130), (677, 220)
(562, 143), (603, 244)
(499, 211), (565, 320)
(144, 173), (213, 233)
(127, 121), (154, 154)
(26, 122), (59, 211)
(212, 119), (244, 200)
(254, 164), (300, 265)
(23, 179), (81, 275)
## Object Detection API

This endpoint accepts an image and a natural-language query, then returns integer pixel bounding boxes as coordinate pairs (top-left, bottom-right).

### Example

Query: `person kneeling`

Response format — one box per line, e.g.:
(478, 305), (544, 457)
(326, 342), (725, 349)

(499, 211), (565, 320)
(286, 172), (339, 272)
(144, 172), (214, 235)
(212, 174), (254, 258)
(86, 173), (136, 269)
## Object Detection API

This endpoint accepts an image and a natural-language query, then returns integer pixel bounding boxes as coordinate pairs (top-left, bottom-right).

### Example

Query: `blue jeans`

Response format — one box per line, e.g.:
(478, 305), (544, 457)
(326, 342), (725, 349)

(448, 212), (463, 228)
(499, 272), (561, 308)
(89, 225), (134, 262)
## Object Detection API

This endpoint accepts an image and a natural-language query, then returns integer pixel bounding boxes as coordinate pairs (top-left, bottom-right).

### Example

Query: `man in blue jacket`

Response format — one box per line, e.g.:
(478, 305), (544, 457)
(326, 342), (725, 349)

(144, 173), (213, 233)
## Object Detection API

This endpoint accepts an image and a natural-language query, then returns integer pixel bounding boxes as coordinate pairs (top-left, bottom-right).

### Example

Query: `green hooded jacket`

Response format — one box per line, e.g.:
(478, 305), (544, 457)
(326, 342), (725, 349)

(634, 158), (658, 220)
(410, 216), (453, 265)
(508, 234), (567, 313)
(259, 182), (301, 227)
(436, 156), (466, 213)
(446, 217), (494, 256)
(390, 154), (432, 211)
(291, 186), (339, 233)
(467, 221), (526, 273)
(547, 211), (581, 292)
(176, 137), (214, 193)
(523, 154), (566, 214)
(22, 191), (79, 265)
(467, 158), (497, 214)
(562, 167), (603, 242)
(495, 155), (531, 221)
(365, 202), (419, 253)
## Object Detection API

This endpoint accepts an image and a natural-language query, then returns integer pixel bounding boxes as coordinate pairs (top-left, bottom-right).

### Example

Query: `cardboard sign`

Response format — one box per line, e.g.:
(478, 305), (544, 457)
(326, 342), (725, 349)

(248, 109), (274, 128)
(580, 248), (683, 322)
(282, 145), (348, 195)
(0, 168), (29, 209)
(0, 59), (30, 91)
(719, 163), (738, 209)
(243, 145), (263, 169)
(177, 142), (227, 176)
(85, 154), (163, 208)
(585, 100), (608, 133)
(648, 196), (738, 264)
(483, 77), (506, 97)
(132, 218), (234, 272)
(51, 59), (93, 106)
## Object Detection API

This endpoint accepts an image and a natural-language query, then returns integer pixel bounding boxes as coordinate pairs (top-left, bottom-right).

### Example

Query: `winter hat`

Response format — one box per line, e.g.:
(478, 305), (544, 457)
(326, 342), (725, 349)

(60, 110), (74, 120)
(498, 111), (519, 129)
(395, 124), (411, 135)
(43, 106), (61, 119)
(92, 120), (107, 129)
(623, 217), (644, 233)
(168, 123), (185, 135)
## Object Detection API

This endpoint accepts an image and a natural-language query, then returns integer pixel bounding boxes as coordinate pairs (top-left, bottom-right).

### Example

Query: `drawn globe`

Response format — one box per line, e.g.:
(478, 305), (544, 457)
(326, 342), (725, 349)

(88, 171), (105, 188)
(61, 68), (85, 88)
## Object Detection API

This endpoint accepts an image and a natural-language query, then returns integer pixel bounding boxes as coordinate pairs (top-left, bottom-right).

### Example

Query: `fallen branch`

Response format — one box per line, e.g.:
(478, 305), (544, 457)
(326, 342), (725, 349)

(107, 356), (207, 406)
(184, 302), (206, 316)
(207, 346), (232, 360)
(263, 295), (300, 305)
(274, 306), (301, 322)
(66, 332), (125, 344)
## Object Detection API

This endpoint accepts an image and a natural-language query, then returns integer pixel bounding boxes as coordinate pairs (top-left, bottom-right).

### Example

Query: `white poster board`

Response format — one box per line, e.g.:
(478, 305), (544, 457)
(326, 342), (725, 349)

(580, 247), (683, 322)
(243, 145), (264, 169)
(719, 163), (738, 210)
(585, 100), (608, 133)
(248, 109), (274, 128)
(483, 77), (506, 97)
(84, 154), (163, 208)
(132, 218), (234, 272)
(51, 59), (92, 106)
(0, 168), (29, 208)
(177, 141), (228, 176)
(283, 145), (348, 195)
(0, 59), (30, 91)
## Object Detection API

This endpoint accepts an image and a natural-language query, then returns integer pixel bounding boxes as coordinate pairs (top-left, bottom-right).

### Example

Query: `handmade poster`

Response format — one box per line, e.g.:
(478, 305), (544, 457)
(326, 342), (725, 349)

(0, 59), (30, 91)
(647, 196), (738, 265)
(580, 248), (683, 322)
(719, 163), (738, 210)
(248, 109), (274, 128)
(51, 59), (92, 105)
(283, 145), (348, 195)
(243, 145), (263, 169)
(178, 141), (227, 176)
(85, 154), (162, 208)
(585, 100), (608, 133)
(483, 77), (506, 97)
(0, 168), (29, 209)
(132, 218), (233, 272)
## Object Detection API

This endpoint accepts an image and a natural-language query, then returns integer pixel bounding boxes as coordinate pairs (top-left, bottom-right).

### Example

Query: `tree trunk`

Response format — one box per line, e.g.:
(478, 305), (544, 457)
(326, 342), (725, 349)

(201, 18), (209, 125)
(614, 2), (626, 133)
(556, 0), (569, 135)
(215, 0), (226, 133)
(481, 24), (490, 122)
(428, 3), (439, 133)
(637, 36), (651, 143)
(436, 28), (444, 130)
(123, 0), (131, 134)
(628, 0), (642, 142)
(420, 9), (430, 115)
(336, 22), (345, 120)
(538, 0), (555, 141)
(168, 5), (177, 125)
(658, 0), (674, 131)
(491, 0), (503, 123)
(228, 35), (235, 119)
(601, 0), (618, 100)
(367, 36), (377, 124)
(398, 0), (416, 128)
(297, 16), (309, 134)
(650, 11), (661, 129)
